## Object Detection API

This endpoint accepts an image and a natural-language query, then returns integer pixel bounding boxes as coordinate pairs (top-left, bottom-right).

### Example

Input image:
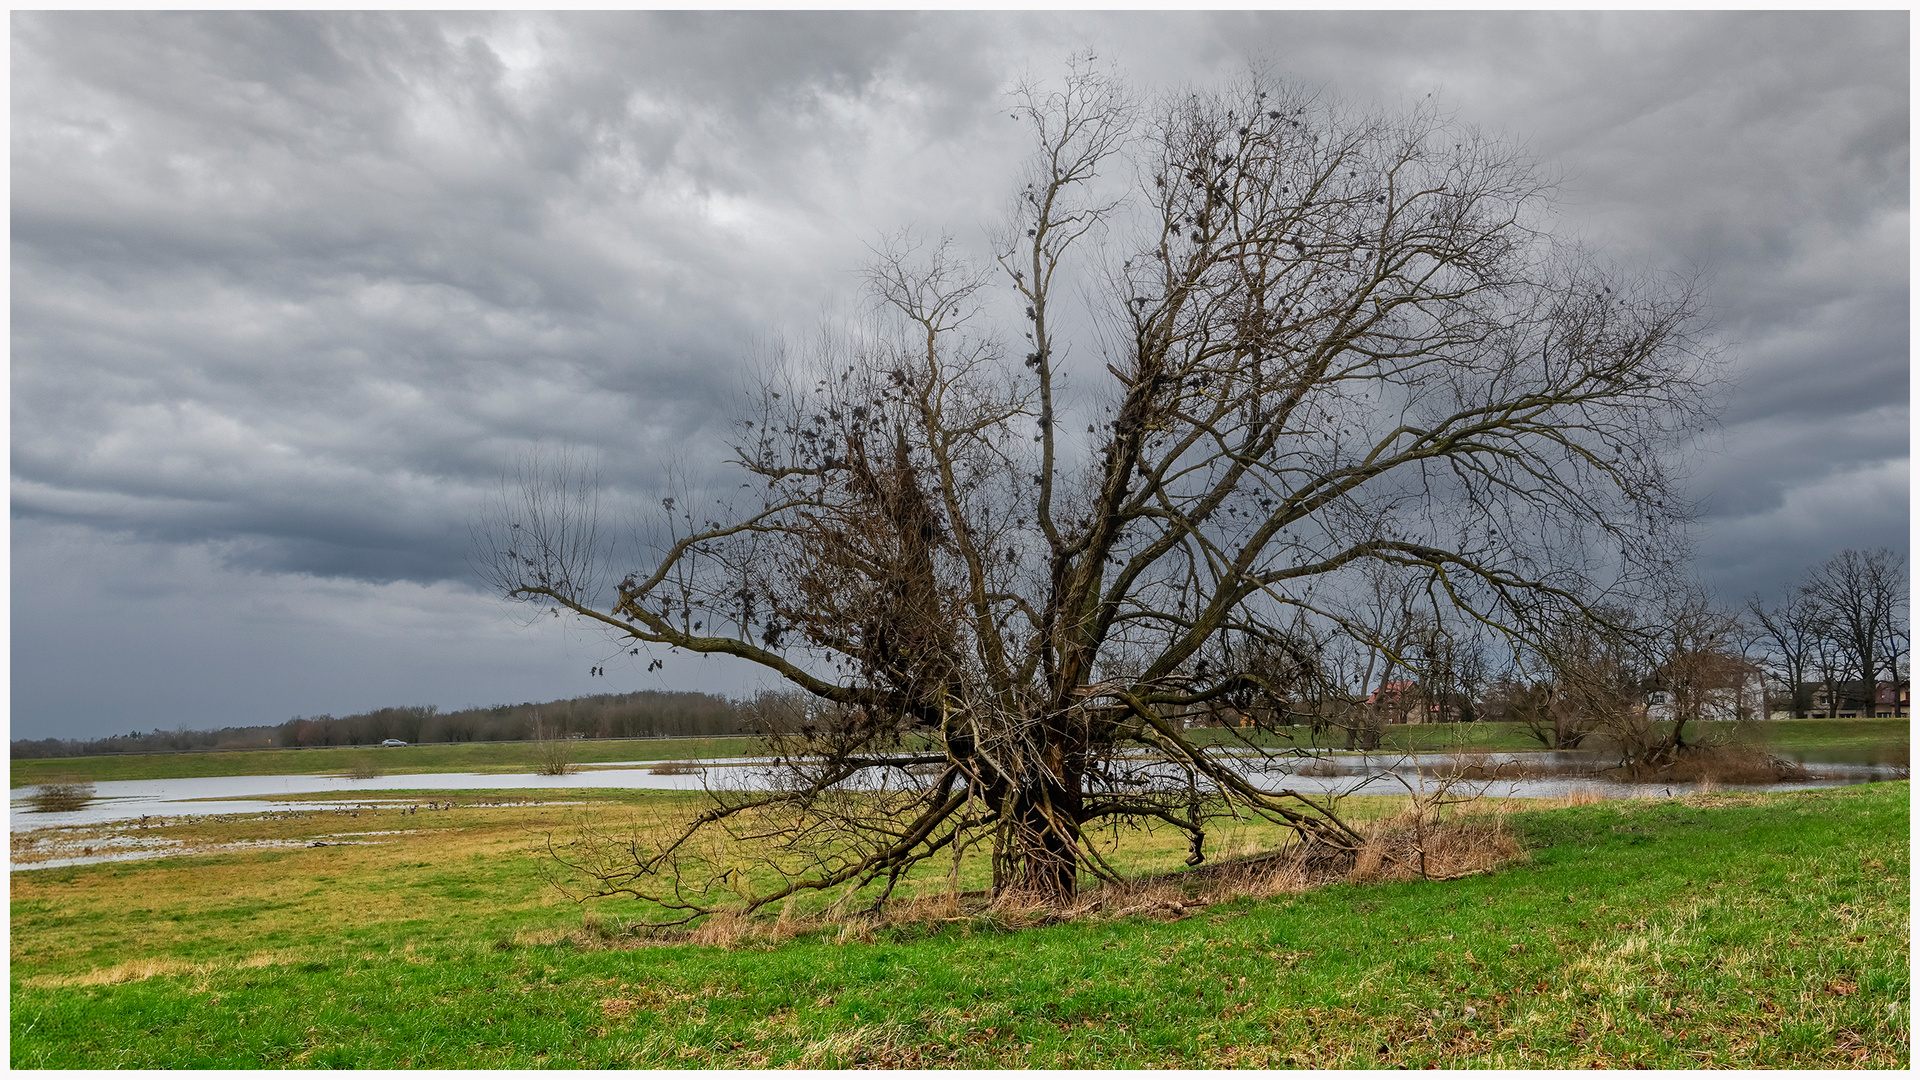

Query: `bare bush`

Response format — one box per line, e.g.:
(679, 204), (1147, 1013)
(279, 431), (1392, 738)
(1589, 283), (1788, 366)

(531, 709), (575, 776)
(1657, 745), (1810, 786)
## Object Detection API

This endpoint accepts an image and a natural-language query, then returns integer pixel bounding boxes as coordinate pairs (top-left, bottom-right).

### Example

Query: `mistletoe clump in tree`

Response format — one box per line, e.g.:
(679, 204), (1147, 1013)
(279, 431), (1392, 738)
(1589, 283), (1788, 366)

(480, 65), (1715, 916)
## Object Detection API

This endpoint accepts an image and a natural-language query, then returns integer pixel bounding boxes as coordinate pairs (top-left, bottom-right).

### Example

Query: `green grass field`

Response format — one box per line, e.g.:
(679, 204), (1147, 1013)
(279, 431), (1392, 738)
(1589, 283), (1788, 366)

(10, 781), (1907, 1067)
(9, 735), (767, 787)
(1758, 718), (1911, 763)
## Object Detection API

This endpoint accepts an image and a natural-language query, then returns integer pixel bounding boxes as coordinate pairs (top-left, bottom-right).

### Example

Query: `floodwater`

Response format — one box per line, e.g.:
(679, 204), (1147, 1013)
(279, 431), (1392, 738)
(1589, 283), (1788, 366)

(10, 750), (1903, 871)
(1236, 750), (1904, 802)
(7, 761), (767, 831)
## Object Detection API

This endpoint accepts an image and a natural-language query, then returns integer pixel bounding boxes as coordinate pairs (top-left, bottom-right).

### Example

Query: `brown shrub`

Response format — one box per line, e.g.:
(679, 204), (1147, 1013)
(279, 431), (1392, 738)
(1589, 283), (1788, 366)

(27, 776), (95, 813)
(1663, 745), (1810, 785)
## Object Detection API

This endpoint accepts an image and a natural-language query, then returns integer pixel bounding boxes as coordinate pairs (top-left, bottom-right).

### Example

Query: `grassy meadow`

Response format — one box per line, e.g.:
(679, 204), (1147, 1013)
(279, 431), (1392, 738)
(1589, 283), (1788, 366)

(10, 778), (1908, 1068)
(9, 736), (767, 787)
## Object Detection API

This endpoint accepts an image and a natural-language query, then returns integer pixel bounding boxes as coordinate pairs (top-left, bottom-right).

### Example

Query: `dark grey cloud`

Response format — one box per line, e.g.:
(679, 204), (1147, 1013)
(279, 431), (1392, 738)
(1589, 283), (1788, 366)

(12, 11), (1906, 738)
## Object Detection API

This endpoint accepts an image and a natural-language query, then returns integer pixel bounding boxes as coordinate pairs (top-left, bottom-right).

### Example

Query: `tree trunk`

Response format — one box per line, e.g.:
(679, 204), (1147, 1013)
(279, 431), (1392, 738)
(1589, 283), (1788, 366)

(993, 762), (1084, 904)
(1013, 804), (1079, 901)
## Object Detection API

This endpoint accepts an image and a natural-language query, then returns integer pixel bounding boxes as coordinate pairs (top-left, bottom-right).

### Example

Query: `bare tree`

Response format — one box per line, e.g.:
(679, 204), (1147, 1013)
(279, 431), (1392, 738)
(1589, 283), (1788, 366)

(1746, 587), (1824, 717)
(1505, 605), (1642, 751)
(1435, 624), (1491, 726)
(1808, 613), (1852, 718)
(1634, 589), (1751, 758)
(1318, 562), (1484, 748)
(1517, 589), (1757, 774)
(1318, 564), (1418, 749)
(479, 64), (1715, 913)
(1803, 548), (1908, 717)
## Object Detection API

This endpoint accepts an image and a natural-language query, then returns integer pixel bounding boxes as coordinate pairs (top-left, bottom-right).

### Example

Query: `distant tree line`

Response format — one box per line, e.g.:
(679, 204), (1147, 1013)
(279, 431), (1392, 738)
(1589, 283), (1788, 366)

(11, 722), (288, 761)
(12, 690), (748, 759)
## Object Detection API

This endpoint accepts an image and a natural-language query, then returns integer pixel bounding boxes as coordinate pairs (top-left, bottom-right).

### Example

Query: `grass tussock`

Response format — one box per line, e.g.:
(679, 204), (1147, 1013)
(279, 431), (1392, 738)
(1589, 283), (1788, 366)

(646, 761), (704, 776)
(28, 948), (313, 989)
(1346, 810), (1525, 884)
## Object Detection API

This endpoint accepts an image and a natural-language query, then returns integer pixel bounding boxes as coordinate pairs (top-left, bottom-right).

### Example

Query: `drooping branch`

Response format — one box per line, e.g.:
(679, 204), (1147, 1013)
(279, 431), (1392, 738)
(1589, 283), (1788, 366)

(487, 63), (1717, 919)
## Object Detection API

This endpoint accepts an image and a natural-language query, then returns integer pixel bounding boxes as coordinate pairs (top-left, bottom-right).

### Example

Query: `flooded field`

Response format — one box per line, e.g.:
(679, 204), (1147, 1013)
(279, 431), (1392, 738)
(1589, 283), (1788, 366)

(1257, 750), (1904, 801)
(10, 746), (1902, 872)
(7, 761), (757, 830)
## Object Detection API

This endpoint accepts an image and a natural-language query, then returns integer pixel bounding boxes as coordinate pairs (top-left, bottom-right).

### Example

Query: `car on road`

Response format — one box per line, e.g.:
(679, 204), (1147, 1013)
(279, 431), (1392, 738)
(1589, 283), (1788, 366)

(380, 739), (408, 747)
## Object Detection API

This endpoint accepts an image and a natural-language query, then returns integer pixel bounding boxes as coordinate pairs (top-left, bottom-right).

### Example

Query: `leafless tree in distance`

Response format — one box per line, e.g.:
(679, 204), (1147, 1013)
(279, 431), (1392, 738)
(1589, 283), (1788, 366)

(1801, 548), (1908, 716)
(1746, 585), (1827, 718)
(1501, 604), (1640, 752)
(478, 62), (1717, 914)
(1624, 587), (1752, 771)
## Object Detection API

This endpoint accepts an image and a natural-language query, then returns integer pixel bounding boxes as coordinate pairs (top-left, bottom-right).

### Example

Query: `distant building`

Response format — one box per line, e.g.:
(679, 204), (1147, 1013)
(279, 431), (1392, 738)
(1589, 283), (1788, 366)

(1797, 680), (1909, 719)
(1366, 680), (1461, 724)
(1645, 659), (1766, 726)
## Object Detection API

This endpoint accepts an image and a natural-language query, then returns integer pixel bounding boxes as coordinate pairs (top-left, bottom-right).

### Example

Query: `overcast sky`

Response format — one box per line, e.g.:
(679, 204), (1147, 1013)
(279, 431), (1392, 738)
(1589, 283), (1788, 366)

(11, 11), (1909, 740)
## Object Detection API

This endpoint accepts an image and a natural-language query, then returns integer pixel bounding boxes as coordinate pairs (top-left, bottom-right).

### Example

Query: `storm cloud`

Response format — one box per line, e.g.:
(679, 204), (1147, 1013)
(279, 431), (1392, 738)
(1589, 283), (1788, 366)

(12, 12), (1907, 737)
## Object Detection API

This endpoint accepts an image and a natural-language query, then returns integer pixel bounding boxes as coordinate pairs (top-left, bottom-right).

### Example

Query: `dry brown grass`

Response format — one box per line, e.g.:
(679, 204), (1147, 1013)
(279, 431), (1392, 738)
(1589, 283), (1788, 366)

(1346, 811), (1524, 884)
(31, 956), (207, 987)
(791, 1021), (928, 1069)
(1661, 745), (1810, 785)
(27, 947), (316, 989)
(574, 806), (1526, 952)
